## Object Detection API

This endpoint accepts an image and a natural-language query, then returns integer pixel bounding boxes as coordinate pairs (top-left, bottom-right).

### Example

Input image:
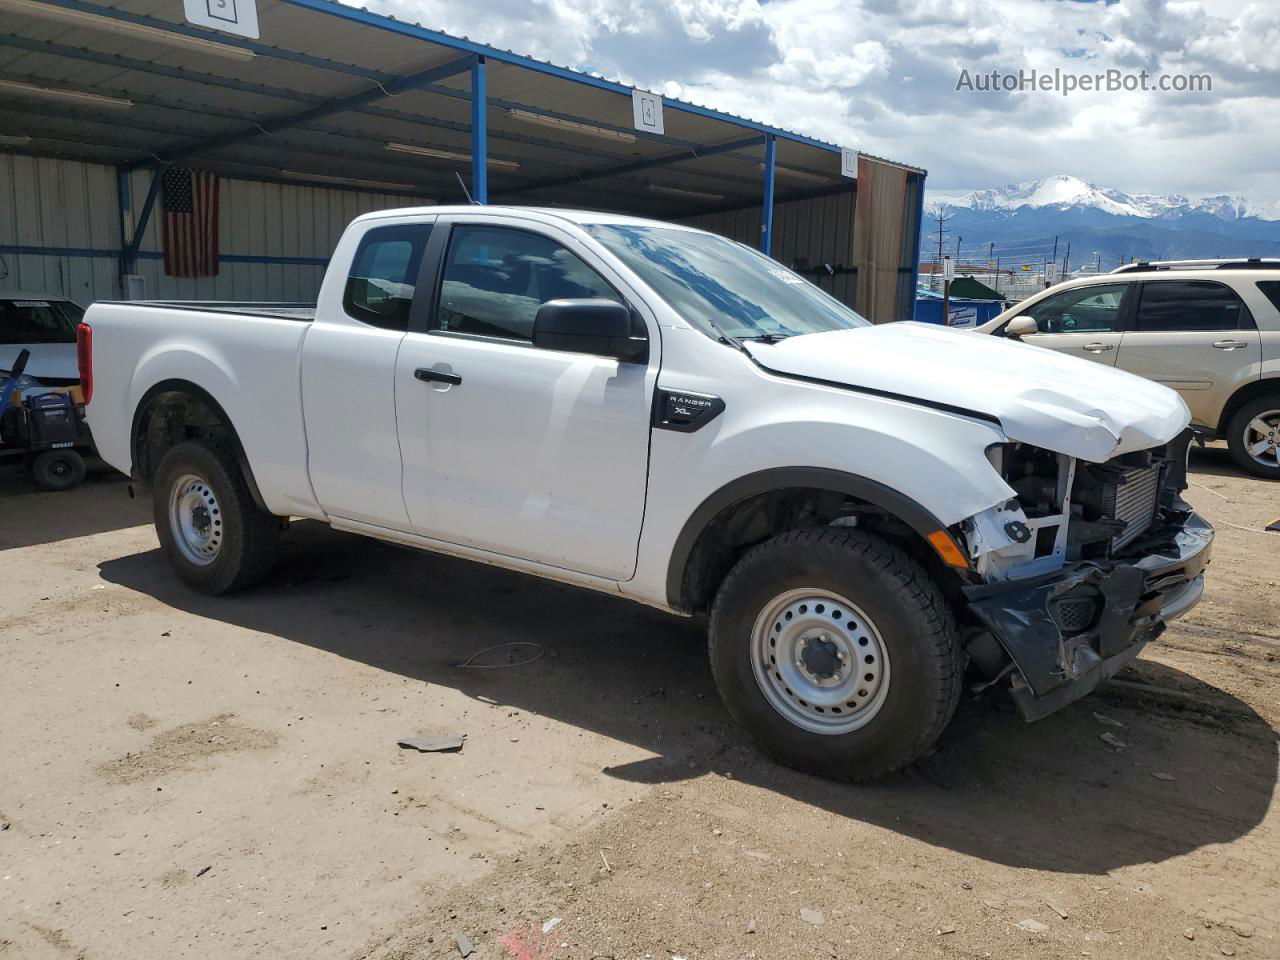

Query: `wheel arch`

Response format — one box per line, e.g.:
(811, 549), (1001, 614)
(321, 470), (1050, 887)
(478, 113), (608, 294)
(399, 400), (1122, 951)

(665, 467), (960, 615)
(1217, 376), (1280, 435)
(130, 378), (269, 513)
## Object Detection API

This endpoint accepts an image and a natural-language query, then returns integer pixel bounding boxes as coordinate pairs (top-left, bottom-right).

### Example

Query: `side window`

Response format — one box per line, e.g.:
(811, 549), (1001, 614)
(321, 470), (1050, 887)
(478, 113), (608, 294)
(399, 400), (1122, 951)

(435, 225), (618, 342)
(1021, 283), (1129, 333)
(343, 224), (432, 331)
(1133, 280), (1254, 332)
(1256, 280), (1280, 314)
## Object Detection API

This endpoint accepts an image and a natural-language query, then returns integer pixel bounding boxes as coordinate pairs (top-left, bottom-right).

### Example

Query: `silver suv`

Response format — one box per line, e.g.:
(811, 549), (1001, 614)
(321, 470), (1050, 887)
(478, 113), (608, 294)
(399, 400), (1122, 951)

(978, 259), (1280, 478)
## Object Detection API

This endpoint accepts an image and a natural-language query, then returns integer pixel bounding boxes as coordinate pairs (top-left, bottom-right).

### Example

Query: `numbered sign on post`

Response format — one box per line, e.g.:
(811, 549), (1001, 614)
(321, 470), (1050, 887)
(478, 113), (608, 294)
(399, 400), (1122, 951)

(632, 91), (664, 136)
(184, 0), (260, 39)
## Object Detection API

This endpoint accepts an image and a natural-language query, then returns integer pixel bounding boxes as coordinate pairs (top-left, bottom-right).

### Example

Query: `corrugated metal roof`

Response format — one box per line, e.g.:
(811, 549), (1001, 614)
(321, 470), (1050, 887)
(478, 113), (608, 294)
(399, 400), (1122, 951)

(0, 0), (924, 217)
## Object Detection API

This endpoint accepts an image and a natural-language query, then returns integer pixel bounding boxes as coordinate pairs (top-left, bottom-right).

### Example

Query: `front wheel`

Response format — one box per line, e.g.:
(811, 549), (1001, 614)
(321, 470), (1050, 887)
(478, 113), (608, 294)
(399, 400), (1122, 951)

(152, 440), (279, 594)
(708, 528), (962, 781)
(1226, 397), (1280, 479)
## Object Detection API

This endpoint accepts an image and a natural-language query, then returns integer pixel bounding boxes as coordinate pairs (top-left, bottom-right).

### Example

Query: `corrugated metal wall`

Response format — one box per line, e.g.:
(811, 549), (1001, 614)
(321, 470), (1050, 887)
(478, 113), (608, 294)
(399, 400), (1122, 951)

(0, 153), (421, 305)
(0, 154), (119, 303)
(124, 168), (420, 302)
(682, 191), (860, 307)
(682, 167), (925, 323)
(3, 153), (920, 319)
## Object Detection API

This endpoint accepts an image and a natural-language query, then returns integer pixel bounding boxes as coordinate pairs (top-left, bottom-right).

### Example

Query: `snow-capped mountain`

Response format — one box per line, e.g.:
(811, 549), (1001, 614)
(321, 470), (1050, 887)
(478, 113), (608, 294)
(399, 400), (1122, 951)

(922, 175), (1280, 268)
(928, 175), (1280, 223)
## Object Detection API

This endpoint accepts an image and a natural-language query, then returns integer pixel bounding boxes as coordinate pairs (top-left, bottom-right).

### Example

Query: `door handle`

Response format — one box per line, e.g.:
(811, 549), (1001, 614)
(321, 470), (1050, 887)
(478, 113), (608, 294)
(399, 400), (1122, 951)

(1212, 340), (1248, 351)
(415, 367), (462, 385)
(1082, 342), (1113, 353)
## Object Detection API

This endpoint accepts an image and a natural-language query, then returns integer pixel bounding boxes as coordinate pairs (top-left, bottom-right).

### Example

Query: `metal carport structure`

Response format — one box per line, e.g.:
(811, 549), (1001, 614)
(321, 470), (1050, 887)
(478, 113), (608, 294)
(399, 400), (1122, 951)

(0, 0), (926, 320)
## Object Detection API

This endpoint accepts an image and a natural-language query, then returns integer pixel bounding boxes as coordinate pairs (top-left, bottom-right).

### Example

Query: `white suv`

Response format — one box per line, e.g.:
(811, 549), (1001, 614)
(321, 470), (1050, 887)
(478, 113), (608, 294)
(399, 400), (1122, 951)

(978, 260), (1280, 478)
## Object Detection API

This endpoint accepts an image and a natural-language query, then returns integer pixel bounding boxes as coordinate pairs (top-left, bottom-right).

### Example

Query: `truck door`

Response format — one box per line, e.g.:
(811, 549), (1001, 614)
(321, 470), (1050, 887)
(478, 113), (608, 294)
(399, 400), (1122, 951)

(302, 219), (435, 528)
(394, 218), (657, 580)
(1115, 279), (1261, 430)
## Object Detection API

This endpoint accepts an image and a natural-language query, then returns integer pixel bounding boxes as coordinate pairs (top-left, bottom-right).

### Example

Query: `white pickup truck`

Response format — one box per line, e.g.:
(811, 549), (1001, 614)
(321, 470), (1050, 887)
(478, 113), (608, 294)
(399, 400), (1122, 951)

(81, 205), (1213, 780)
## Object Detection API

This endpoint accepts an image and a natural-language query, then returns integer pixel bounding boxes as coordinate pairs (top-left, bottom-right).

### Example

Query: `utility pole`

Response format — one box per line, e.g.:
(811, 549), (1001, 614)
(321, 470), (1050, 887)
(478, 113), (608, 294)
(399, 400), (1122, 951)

(1094, 250), (1101, 273)
(1048, 236), (1059, 288)
(928, 207), (952, 292)
(994, 256), (1001, 294)
(954, 235), (962, 261)
(1062, 240), (1071, 277)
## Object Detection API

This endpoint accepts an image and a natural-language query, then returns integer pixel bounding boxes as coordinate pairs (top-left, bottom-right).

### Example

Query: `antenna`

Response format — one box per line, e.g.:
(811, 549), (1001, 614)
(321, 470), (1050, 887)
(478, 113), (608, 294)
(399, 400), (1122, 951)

(455, 171), (477, 205)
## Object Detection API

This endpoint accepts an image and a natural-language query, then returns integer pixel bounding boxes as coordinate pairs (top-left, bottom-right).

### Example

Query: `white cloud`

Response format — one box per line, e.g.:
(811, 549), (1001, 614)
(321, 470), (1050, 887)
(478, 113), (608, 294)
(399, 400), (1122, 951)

(366, 0), (1280, 201)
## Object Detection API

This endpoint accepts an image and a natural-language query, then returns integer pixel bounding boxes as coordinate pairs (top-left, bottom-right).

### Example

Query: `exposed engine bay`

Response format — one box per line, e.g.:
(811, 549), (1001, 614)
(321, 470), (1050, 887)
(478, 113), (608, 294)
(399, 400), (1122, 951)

(964, 433), (1193, 582)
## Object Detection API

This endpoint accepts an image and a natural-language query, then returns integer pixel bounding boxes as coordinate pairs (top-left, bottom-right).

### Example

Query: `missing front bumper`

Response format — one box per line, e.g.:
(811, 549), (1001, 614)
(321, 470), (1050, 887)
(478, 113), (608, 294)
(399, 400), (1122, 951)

(963, 511), (1213, 722)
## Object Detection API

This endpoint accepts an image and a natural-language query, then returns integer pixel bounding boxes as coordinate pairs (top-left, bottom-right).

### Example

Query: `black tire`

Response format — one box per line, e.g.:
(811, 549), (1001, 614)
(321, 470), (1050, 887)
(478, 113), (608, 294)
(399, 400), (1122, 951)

(1226, 396), (1280, 480)
(31, 449), (86, 491)
(152, 440), (279, 594)
(708, 528), (962, 781)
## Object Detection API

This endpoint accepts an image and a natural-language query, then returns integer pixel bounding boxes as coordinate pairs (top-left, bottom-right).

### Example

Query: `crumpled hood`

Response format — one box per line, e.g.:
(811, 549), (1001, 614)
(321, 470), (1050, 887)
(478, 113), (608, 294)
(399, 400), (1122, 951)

(745, 322), (1189, 462)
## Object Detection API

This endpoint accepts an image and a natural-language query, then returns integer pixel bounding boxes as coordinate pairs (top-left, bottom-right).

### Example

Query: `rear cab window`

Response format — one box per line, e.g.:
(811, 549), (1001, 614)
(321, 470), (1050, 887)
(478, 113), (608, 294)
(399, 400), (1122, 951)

(343, 224), (433, 331)
(1, 299), (82, 344)
(1133, 279), (1254, 332)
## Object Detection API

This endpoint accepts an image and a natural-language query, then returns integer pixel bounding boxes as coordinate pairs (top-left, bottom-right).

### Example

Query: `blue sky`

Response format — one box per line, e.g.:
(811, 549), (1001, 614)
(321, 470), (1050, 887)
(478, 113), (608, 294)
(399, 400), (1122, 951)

(370, 0), (1279, 201)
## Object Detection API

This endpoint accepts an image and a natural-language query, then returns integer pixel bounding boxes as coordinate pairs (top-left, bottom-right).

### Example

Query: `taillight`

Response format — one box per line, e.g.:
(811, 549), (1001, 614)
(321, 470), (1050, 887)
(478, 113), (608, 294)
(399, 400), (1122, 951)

(76, 322), (93, 405)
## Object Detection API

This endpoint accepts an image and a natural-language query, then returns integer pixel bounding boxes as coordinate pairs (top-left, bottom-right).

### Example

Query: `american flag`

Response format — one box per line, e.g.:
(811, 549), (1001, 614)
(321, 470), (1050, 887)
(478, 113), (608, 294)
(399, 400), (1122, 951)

(162, 167), (220, 277)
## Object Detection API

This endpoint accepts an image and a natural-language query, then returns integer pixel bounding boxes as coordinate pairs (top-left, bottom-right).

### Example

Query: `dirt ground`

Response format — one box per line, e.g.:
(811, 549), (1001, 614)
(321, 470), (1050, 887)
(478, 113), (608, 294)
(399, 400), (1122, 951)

(1, 445), (1277, 960)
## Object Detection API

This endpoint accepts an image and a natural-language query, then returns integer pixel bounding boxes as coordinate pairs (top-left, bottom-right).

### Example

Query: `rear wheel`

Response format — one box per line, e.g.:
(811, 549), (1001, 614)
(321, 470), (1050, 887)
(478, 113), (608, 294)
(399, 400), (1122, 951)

(708, 528), (961, 781)
(31, 449), (86, 491)
(153, 440), (278, 594)
(1226, 397), (1280, 480)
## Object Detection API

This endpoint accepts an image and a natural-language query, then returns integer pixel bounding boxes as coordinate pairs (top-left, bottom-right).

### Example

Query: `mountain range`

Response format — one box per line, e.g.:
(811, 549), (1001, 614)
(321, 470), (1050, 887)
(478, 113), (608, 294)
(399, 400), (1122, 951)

(923, 175), (1280, 269)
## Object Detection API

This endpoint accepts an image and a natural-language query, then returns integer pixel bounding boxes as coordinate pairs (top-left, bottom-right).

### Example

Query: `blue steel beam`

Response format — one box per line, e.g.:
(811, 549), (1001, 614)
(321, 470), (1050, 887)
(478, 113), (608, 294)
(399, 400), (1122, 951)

(281, 0), (842, 155)
(0, 100), (526, 182)
(14, 0), (847, 157)
(471, 56), (487, 204)
(24, 0), (397, 83)
(0, 35), (789, 186)
(493, 135), (765, 199)
(125, 166), (164, 269)
(760, 134), (776, 255)
(126, 55), (477, 171)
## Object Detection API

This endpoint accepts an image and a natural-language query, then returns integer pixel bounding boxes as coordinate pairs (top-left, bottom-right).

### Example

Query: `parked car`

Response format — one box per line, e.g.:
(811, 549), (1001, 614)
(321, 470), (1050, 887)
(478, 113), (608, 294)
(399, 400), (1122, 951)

(80, 207), (1212, 780)
(1, 293), (85, 383)
(976, 260), (1280, 478)
(1, 293), (92, 488)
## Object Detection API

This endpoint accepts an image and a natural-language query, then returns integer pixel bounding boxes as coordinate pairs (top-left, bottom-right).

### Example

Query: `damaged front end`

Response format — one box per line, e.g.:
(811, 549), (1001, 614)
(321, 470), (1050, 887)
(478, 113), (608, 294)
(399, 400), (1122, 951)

(958, 431), (1213, 721)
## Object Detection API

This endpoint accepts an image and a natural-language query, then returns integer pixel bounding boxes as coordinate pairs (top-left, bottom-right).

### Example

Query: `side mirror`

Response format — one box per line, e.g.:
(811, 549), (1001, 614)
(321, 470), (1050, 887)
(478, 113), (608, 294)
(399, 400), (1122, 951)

(532, 299), (647, 363)
(1005, 316), (1039, 339)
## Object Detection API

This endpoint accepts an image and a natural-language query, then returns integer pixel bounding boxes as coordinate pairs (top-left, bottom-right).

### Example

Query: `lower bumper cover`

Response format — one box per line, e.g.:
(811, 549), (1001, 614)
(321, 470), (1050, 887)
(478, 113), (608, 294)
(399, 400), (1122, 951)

(964, 511), (1213, 722)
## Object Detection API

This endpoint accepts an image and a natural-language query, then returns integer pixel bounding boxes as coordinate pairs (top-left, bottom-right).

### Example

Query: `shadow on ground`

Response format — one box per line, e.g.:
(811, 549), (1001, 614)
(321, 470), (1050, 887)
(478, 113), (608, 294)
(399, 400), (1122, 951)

(100, 519), (1278, 875)
(0, 464), (143, 551)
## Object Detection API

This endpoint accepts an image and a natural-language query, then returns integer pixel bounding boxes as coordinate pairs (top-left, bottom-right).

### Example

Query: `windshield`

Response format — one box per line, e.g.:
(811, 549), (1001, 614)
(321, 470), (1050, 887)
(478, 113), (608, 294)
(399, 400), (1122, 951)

(1, 298), (82, 344)
(585, 224), (869, 341)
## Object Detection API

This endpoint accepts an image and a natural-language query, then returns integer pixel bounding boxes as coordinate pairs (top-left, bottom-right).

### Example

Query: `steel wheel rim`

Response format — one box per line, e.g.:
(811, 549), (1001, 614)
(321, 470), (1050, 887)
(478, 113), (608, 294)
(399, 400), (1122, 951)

(168, 473), (222, 566)
(750, 588), (891, 735)
(1243, 410), (1280, 467)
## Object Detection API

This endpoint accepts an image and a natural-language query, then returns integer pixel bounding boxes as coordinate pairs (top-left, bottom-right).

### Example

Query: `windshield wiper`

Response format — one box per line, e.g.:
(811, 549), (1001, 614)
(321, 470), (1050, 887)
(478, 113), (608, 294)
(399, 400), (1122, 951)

(739, 333), (792, 344)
